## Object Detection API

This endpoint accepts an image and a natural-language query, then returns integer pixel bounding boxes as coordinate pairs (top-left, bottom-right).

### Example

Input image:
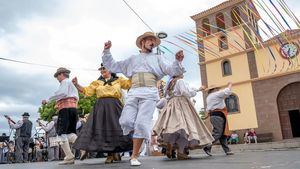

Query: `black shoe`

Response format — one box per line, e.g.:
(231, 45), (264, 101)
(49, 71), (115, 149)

(203, 146), (212, 156)
(171, 150), (177, 159)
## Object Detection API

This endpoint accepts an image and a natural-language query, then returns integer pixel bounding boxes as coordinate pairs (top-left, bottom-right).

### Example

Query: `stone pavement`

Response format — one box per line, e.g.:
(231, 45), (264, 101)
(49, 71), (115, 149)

(2, 149), (300, 169)
(192, 138), (300, 154)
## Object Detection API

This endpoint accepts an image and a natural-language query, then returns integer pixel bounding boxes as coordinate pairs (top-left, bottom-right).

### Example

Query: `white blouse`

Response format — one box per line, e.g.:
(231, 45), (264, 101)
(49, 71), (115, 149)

(172, 79), (198, 98)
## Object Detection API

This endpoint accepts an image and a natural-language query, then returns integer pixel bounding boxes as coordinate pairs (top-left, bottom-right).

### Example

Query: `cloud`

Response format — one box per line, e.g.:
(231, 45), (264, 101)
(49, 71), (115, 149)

(0, 0), (60, 34)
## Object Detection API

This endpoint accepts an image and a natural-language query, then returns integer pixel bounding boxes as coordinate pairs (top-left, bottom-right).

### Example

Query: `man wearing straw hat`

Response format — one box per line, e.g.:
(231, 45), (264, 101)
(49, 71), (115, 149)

(203, 82), (234, 156)
(7, 112), (32, 163)
(42, 67), (79, 165)
(102, 32), (185, 166)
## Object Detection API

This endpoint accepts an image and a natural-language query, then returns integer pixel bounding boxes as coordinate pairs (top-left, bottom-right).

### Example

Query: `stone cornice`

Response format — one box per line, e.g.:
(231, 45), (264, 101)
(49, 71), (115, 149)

(191, 0), (245, 21)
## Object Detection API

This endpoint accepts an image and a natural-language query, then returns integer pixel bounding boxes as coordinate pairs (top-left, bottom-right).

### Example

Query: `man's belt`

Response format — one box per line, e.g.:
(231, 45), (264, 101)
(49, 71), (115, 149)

(56, 97), (78, 111)
(131, 72), (157, 88)
(209, 110), (226, 119)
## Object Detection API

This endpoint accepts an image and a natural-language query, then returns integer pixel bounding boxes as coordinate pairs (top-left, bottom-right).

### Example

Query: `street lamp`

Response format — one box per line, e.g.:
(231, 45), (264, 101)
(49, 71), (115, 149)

(156, 31), (168, 54)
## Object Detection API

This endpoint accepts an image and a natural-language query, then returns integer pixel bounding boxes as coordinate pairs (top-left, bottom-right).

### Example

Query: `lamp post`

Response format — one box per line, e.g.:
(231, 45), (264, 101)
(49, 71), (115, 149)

(156, 31), (168, 54)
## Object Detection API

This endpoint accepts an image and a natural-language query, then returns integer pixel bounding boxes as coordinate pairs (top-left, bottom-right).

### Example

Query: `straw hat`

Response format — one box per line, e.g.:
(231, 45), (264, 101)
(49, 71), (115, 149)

(54, 67), (71, 77)
(136, 32), (161, 49)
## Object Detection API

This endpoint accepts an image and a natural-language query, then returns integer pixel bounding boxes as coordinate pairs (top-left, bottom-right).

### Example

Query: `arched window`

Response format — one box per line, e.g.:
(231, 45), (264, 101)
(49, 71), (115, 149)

(219, 35), (228, 50)
(225, 94), (240, 113)
(231, 7), (241, 26)
(216, 12), (225, 32)
(221, 59), (232, 76)
(202, 18), (211, 36)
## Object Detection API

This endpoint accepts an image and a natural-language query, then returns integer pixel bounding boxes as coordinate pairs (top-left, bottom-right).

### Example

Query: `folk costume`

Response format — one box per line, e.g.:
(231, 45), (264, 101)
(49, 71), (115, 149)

(153, 77), (214, 159)
(50, 67), (79, 165)
(102, 32), (185, 165)
(73, 70), (133, 163)
(203, 85), (234, 156)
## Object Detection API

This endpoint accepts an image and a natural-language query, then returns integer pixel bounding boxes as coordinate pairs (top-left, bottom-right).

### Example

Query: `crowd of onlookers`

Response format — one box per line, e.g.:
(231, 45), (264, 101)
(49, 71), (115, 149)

(0, 135), (51, 164)
(0, 128), (259, 164)
(0, 134), (109, 164)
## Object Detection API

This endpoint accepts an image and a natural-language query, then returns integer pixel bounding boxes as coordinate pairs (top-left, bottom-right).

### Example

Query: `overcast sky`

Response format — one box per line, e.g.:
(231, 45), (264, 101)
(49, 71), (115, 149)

(0, 0), (299, 135)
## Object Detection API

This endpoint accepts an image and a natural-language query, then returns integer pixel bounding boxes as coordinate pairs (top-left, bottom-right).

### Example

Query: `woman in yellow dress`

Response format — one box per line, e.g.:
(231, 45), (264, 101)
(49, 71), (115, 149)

(72, 64), (132, 163)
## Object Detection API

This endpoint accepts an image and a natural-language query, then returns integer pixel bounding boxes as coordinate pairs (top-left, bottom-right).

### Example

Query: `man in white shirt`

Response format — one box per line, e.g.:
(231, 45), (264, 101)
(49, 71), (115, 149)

(42, 67), (79, 165)
(203, 82), (234, 156)
(102, 32), (185, 166)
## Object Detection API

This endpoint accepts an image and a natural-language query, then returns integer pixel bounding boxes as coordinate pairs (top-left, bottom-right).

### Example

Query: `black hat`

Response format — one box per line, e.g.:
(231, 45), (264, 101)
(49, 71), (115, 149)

(22, 112), (30, 117)
(98, 63), (106, 71)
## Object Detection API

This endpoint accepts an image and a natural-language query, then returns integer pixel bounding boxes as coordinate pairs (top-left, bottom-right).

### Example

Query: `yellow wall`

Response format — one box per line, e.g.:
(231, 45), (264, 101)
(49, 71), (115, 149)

(227, 83), (258, 130)
(203, 27), (246, 62)
(255, 38), (300, 77)
(206, 53), (250, 86)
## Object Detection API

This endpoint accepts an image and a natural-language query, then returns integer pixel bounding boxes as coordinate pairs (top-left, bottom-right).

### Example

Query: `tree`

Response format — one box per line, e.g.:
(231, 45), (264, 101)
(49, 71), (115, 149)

(198, 108), (207, 120)
(38, 93), (96, 121)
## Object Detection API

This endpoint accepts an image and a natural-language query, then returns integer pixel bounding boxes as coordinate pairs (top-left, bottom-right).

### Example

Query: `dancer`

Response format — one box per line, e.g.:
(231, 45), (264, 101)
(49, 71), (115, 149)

(203, 82), (234, 156)
(153, 74), (214, 160)
(42, 67), (79, 165)
(102, 32), (185, 166)
(72, 64), (132, 164)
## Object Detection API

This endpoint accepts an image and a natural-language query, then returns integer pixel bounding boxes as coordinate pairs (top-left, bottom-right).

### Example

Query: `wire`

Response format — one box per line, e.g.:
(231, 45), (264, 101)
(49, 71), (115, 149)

(121, 0), (154, 32)
(0, 57), (98, 71)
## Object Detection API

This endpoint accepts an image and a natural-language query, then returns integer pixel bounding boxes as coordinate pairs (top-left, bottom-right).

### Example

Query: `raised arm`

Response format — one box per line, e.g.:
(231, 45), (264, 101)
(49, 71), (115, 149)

(176, 79), (204, 98)
(158, 50), (185, 77)
(102, 41), (131, 75)
(215, 82), (233, 98)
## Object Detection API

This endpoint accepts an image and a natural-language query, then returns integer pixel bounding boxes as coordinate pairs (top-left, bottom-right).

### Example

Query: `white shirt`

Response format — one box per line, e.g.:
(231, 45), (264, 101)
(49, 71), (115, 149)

(9, 120), (23, 129)
(102, 49), (185, 100)
(49, 78), (79, 101)
(41, 121), (55, 132)
(172, 79), (198, 98)
(206, 88), (232, 112)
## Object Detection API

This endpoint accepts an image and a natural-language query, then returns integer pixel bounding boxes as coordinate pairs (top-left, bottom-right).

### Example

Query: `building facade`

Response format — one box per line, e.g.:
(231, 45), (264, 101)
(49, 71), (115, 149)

(191, 0), (300, 141)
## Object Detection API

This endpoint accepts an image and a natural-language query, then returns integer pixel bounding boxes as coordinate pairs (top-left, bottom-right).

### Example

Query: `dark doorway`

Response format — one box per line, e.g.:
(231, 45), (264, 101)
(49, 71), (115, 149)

(289, 110), (300, 137)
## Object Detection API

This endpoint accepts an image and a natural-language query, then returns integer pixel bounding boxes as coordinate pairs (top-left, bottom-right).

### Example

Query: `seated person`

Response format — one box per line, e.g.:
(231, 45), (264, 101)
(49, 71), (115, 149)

(243, 129), (249, 144)
(247, 128), (257, 144)
(228, 131), (239, 144)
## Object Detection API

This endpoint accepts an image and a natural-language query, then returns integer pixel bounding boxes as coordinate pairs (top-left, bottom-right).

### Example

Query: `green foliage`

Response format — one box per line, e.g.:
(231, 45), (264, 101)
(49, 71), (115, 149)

(77, 93), (97, 117)
(198, 108), (206, 120)
(38, 93), (97, 121)
(38, 100), (56, 122)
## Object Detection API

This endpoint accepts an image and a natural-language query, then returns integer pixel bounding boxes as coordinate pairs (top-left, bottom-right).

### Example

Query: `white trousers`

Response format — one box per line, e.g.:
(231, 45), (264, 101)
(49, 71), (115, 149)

(119, 96), (156, 140)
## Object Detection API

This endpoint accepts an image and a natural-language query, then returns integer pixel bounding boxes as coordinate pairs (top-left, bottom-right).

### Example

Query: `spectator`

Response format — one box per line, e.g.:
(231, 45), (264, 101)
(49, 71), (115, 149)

(0, 142), (8, 163)
(243, 129), (249, 144)
(228, 131), (239, 144)
(7, 141), (15, 163)
(248, 128), (258, 144)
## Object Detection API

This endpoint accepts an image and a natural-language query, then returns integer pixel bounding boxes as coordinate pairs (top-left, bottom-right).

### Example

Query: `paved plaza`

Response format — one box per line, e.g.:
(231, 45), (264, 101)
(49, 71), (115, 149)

(2, 149), (300, 169)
